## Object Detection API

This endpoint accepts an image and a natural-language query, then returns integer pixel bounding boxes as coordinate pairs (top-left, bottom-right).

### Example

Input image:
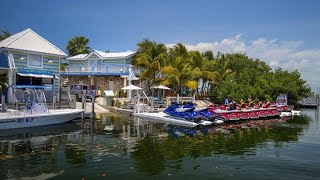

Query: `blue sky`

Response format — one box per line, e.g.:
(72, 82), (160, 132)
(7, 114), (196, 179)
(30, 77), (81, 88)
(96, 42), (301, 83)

(1, 0), (320, 90)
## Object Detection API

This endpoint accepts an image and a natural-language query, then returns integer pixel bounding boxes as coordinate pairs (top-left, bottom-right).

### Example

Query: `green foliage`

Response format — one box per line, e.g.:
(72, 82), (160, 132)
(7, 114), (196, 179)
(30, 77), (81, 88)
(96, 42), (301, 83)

(0, 30), (11, 41)
(161, 44), (201, 95)
(134, 39), (311, 104)
(60, 63), (68, 71)
(66, 36), (91, 56)
(209, 53), (311, 104)
(134, 39), (168, 91)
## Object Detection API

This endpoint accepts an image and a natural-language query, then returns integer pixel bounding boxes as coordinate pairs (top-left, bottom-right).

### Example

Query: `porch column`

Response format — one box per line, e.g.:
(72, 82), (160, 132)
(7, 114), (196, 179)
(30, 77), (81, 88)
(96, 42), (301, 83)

(90, 76), (95, 87)
(8, 69), (13, 103)
(123, 77), (127, 93)
(7, 53), (15, 104)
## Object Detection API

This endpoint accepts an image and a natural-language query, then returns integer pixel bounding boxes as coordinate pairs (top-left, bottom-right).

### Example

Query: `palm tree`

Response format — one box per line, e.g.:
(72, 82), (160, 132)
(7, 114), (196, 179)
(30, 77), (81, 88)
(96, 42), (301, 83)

(202, 50), (214, 60)
(168, 43), (189, 59)
(134, 39), (168, 90)
(209, 54), (234, 88)
(0, 30), (11, 41)
(201, 51), (217, 94)
(66, 36), (91, 56)
(189, 50), (208, 94)
(161, 55), (200, 95)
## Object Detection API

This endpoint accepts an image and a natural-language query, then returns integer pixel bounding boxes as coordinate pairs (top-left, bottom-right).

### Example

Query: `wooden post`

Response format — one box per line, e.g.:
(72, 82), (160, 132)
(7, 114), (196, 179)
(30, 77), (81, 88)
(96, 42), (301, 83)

(14, 92), (18, 110)
(52, 96), (56, 109)
(166, 97), (169, 108)
(1, 95), (6, 112)
(133, 96), (137, 114)
(192, 94), (196, 103)
(81, 94), (85, 120)
(91, 93), (95, 119)
(137, 94), (141, 113)
(177, 94), (180, 104)
(150, 96), (153, 111)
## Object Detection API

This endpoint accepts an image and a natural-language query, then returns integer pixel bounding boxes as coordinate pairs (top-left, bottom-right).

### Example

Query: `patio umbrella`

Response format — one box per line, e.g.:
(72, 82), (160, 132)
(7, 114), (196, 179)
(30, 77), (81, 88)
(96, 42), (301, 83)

(122, 85), (142, 100)
(121, 84), (142, 90)
(151, 85), (171, 98)
(151, 85), (171, 90)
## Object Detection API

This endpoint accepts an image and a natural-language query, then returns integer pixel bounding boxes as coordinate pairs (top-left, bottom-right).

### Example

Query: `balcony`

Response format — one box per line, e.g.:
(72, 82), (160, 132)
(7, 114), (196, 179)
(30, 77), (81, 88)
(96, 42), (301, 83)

(61, 64), (132, 76)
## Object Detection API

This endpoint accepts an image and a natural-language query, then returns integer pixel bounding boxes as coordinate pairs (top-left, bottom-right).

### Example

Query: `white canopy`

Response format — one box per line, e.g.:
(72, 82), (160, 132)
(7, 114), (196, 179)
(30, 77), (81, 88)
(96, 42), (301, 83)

(121, 85), (142, 90)
(151, 85), (171, 90)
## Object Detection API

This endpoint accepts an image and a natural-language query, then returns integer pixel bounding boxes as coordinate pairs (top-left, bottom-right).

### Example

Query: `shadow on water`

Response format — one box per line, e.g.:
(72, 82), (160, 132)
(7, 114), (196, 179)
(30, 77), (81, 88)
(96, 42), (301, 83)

(0, 112), (315, 179)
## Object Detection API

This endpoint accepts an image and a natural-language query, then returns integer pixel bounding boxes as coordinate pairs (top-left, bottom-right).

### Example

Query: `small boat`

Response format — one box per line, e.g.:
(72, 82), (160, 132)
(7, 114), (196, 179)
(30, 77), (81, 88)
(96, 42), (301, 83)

(0, 90), (83, 130)
(210, 109), (241, 121)
(0, 107), (83, 130)
(163, 102), (224, 124)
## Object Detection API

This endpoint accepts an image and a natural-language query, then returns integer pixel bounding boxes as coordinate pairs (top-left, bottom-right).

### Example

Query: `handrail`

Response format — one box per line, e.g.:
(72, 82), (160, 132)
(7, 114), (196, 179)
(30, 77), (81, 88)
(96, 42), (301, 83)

(67, 91), (72, 102)
(142, 91), (150, 102)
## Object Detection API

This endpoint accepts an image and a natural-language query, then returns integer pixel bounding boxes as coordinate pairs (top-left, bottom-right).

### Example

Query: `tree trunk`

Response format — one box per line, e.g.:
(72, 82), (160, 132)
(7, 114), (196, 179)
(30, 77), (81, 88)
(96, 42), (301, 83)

(201, 80), (206, 96)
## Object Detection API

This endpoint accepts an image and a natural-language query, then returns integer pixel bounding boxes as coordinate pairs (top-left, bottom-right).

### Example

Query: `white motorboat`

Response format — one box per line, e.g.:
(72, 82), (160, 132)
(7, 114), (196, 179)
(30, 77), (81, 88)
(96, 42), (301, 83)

(0, 90), (83, 130)
(0, 108), (83, 130)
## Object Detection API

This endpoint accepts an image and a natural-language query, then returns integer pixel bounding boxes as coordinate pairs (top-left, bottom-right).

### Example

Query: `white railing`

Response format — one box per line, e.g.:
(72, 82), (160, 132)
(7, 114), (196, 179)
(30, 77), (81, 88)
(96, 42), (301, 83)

(64, 64), (130, 74)
(67, 91), (72, 102)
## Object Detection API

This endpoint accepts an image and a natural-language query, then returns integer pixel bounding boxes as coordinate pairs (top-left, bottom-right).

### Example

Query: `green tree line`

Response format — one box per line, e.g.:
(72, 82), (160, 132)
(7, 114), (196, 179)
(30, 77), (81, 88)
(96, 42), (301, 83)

(133, 39), (311, 105)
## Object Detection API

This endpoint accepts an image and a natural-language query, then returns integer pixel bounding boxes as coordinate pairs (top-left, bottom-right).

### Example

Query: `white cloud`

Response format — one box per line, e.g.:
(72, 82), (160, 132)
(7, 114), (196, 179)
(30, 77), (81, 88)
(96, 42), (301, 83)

(165, 35), (320, 91)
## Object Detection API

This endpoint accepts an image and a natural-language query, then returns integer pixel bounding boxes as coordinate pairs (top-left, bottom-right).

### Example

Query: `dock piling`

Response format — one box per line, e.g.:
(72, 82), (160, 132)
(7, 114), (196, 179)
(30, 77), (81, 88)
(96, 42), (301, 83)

(81, 94), (85, 120)
(1, 95), (6, 112)
(91, 94), (95, 119)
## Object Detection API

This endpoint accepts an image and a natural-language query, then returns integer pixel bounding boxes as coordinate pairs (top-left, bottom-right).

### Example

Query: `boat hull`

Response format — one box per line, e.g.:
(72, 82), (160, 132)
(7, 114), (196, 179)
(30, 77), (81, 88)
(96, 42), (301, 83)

(0, 109), (83, 130)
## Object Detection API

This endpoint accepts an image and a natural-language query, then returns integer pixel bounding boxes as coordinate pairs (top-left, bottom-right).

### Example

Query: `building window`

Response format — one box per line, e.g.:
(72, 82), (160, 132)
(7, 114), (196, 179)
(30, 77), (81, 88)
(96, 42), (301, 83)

(28, 54), (43, 68)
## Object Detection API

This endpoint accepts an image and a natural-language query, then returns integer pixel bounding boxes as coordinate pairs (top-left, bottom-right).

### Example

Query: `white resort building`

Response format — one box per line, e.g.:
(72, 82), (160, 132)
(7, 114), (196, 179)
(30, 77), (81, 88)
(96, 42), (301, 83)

(61, 50), (138, 98)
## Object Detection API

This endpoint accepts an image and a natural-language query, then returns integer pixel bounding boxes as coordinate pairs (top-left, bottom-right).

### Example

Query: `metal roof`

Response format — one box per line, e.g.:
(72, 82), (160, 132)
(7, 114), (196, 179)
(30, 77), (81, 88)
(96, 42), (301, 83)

(67, 49), (136, 60)
(0, 28), (67, 57)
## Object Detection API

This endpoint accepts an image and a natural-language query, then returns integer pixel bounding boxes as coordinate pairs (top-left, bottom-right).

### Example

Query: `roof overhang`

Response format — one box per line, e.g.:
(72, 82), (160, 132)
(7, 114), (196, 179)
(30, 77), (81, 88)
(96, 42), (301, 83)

(5, 48), (67, 58)
(17, 73), (53, 78)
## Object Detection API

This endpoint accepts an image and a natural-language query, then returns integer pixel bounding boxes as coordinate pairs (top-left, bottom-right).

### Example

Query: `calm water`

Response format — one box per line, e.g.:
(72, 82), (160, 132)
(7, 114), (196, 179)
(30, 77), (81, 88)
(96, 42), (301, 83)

(0, 109), (319, 180)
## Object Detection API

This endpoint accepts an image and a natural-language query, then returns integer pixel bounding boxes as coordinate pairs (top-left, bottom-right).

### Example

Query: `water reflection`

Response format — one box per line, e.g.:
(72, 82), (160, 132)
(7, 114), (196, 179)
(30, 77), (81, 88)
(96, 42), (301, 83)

(131, 116), (310, 175)
(0, 123), (81, 179)
(0, 112), (315, 179)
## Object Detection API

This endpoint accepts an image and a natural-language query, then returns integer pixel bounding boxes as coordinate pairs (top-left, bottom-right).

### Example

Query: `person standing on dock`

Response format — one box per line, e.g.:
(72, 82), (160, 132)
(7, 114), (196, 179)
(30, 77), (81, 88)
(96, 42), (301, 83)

(224, 98), (229, 106)
(224, 98), (229, 108)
